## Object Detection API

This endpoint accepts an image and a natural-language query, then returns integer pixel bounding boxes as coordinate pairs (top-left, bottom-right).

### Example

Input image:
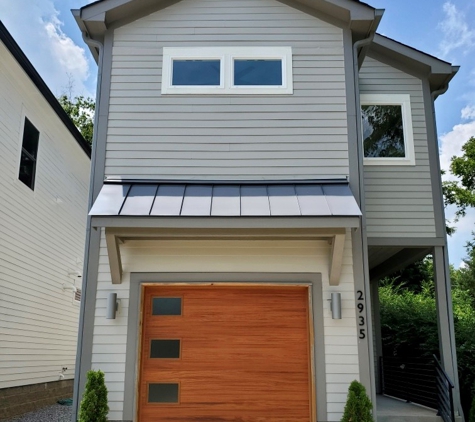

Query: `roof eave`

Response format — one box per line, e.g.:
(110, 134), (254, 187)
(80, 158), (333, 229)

(74, 0), (381, 42)
(370, 33), (459, 93)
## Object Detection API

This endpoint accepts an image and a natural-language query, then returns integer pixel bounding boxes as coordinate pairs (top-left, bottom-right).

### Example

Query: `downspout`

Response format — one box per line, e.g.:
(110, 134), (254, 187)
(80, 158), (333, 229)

(71, 30), (104, 422)
(431, 79), (463, 419)
(350, 11), (382, 416)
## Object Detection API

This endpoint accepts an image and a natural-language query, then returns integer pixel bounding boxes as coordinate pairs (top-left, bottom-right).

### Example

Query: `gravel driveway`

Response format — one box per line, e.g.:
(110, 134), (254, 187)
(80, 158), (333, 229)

(5, 404), (72, 422)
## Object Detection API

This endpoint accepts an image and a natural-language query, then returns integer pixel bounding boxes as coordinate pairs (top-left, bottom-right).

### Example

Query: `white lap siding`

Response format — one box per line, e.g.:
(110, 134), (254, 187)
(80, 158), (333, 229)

(360, 56), (436, 238)
(91, 229), (358, 421)
(106, 0), (349, 180)
(0, 43), (89, 388)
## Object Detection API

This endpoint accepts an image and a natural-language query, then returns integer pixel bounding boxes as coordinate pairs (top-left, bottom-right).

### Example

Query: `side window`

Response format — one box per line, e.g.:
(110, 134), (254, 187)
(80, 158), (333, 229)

(360, 94), (415, 166)
(162, 47), (292, 95)
(18, 117), (40, 189)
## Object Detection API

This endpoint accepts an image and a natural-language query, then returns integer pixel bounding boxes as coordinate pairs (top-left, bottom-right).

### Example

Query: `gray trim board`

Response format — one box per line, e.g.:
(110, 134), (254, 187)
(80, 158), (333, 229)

(72, 28), (113, 422)
(422, 78), (449, 238)
(124, 272), (327, 421)
(91, 216), (361, 229)
(367, 237), (446, 247)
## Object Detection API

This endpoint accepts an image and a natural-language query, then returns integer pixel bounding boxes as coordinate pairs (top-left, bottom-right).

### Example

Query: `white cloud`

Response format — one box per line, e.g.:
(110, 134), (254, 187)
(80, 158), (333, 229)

(461, 105), (475, 120)
(439, 120), (475, 178)
(0, 0), (94, 98)
(43, 13), (90, 94)
(438, 2), (475, 58)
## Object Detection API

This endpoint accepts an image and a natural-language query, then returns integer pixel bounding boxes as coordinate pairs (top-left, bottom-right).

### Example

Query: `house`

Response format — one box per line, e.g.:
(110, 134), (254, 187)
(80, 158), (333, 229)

(0, 22), (91, 420)
(71, 0), (462, 421)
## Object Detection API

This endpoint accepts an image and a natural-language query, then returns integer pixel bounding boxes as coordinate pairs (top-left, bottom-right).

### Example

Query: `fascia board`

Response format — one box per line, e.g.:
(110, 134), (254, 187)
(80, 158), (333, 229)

(75, 0), (378, 38)
(372, 34), (456, 77)
(80, 0), (131, 21)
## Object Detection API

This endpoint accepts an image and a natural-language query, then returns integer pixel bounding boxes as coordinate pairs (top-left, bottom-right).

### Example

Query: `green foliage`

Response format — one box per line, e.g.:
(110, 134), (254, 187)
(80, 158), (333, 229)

(58, 94), (95, 145)
(443, 136), (475, 221)
(79, 370), (109, 422)
(341, 380), (374, 422)
(362, 105), (405, 158)
(469, 383), (475, 422)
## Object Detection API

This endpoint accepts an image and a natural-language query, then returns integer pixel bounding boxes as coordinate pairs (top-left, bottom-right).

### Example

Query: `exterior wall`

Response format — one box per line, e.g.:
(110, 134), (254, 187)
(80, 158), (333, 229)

(90, 229), (359, 421)
(359, 56), (436, 238)
(106, 0), (349, 180)
(0, 42), (90, 389)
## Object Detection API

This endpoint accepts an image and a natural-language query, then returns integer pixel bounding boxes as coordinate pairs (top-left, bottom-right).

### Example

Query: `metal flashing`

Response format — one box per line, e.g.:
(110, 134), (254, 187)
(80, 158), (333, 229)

(0, 21), (91, 158)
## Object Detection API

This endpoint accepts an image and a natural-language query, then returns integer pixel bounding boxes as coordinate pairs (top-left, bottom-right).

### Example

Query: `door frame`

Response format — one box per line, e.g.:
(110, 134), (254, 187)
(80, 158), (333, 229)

(124, 273), (326, 422)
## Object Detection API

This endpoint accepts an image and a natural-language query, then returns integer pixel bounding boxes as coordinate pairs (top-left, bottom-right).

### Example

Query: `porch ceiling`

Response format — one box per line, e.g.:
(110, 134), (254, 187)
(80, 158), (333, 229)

(368, 246), (433, 282)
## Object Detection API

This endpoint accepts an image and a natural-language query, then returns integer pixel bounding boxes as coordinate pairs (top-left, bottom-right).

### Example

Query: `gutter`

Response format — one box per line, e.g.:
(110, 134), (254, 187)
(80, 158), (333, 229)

(71, 30), (104, 422)
(350, 9), (383, 418)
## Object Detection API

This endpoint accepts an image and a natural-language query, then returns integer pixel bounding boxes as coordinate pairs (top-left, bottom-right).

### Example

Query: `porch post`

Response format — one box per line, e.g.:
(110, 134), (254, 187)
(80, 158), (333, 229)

(432, 246), (463, 418)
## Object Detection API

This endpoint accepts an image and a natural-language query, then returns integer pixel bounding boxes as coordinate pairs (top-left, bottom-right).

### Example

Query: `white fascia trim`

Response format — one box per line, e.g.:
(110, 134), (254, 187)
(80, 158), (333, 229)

(161, 46), (293, 95)
(361, 93), (415, 166)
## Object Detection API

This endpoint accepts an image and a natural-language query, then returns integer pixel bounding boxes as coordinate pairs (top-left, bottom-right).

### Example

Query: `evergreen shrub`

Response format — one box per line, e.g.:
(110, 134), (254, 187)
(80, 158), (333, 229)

(79, 370), (109, 422)
(341, 380), (374, 422)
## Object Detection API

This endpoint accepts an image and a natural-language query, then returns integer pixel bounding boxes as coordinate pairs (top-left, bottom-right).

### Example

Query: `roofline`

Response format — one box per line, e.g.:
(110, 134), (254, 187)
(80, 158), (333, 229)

(371, 33), (459, 91)
(73, 0), (380, 52)
(0, 21), (91, 158)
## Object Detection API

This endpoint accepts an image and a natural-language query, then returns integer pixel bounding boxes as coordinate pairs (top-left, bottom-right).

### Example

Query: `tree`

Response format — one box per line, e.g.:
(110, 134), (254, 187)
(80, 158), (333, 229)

(79, 370), (109, 422)
(443, 136), (475, 221)
(341, 380), (374, 422)
(58, 94), (95, 145)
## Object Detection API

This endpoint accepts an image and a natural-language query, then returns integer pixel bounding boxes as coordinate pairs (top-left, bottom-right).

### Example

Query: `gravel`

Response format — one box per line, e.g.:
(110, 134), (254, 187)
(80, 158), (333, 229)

(5, 404), (72, 422)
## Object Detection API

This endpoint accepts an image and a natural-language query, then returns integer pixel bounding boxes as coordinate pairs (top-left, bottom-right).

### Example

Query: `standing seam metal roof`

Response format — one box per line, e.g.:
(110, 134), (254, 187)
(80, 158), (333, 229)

(89, 182), (362, 217)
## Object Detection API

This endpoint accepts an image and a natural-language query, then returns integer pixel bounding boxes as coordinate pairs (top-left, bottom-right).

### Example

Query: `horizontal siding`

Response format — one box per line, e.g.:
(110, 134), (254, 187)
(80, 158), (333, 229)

(107, 0), (349, 180)
(360, 56), (436, 238)
(0, 42), (90, 388)
(92, 230), (358, 421)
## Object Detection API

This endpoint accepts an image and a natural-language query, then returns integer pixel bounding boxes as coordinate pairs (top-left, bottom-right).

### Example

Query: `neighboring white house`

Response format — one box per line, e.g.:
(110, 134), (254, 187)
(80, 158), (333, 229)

(0, 21), (91, 420)
(72, 1), (462, 421)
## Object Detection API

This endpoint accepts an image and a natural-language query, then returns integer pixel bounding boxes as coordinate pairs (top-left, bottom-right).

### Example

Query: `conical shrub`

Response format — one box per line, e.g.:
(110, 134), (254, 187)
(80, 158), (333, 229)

(341, 380), (374, 422)
(79, 370), (109, 422)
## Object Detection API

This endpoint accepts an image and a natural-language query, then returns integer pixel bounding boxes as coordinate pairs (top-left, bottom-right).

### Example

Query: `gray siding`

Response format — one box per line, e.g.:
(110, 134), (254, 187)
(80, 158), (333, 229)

(360, 56), (436, 238)
(107, 0), (349, 180)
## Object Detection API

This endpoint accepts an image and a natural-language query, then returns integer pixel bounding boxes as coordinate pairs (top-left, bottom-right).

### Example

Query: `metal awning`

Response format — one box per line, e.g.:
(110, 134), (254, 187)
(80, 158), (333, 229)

(90, 181), (362, 218)
(90, 181), (361, 286)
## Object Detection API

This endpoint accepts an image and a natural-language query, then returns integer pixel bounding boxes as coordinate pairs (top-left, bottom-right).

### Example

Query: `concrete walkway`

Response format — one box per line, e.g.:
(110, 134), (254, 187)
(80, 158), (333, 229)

(377, 395), (442, 422)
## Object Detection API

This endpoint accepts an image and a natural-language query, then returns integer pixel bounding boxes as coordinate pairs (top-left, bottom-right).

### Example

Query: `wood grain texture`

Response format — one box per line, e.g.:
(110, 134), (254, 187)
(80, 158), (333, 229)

(138, 285), (311, 422)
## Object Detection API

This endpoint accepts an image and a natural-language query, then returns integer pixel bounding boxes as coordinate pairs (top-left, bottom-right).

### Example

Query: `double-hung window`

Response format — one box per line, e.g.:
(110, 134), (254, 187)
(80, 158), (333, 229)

(18, 117), (40, 189)
(360, 94), (415, 165)
(161, 47), (293, 94)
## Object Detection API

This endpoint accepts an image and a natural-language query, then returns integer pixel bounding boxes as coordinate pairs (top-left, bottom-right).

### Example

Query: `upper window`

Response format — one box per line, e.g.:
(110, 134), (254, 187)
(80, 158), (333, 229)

(161, 47), (293, 95)
(18, 117), (40, 189)
(360, 94), (415, 166)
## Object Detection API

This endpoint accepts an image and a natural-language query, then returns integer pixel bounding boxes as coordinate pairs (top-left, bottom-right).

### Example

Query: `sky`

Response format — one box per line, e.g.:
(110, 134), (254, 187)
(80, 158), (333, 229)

(0, 0), (474, 266)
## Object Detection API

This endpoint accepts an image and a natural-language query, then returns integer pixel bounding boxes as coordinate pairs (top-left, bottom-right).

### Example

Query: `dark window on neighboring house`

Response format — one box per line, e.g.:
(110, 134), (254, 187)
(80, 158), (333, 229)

(18, 118), (40, 190)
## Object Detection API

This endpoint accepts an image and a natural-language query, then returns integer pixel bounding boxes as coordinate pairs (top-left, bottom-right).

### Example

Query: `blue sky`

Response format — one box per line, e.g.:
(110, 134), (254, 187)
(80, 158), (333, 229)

(1, 0), (474, 266)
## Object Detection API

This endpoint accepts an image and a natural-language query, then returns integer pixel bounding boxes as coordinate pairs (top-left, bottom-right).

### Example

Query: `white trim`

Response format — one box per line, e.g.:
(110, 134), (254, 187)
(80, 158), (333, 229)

(360, 93), (415, 166)
(161, 47), (293, 95)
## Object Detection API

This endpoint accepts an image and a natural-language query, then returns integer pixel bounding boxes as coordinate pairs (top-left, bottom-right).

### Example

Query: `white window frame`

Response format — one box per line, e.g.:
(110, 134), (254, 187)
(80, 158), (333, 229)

(161, 47), (293, 95)
(361, 93), (415, 166)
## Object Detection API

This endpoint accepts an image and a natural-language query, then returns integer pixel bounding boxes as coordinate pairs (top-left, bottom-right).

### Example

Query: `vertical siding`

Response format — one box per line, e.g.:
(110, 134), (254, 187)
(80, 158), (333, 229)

(92, 229), (358, 421)
(0, 42), (90, 388)
(360, 56), (436, 238)
(106, 0), (349, 180)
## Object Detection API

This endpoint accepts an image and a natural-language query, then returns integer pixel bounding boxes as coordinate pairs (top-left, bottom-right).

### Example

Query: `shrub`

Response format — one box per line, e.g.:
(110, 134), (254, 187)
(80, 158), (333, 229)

(79, 370), (109, 422)
(469, 383), (475, 422)
(341, 380), (374, 422)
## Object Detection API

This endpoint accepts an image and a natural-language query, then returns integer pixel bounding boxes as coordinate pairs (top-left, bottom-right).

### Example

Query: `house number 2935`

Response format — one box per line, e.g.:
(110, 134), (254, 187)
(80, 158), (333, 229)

(357, 290), (366, 339)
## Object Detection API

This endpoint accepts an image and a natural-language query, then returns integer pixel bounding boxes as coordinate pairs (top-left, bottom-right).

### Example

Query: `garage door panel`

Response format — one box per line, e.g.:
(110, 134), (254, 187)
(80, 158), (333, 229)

(138, 285), (313, 422)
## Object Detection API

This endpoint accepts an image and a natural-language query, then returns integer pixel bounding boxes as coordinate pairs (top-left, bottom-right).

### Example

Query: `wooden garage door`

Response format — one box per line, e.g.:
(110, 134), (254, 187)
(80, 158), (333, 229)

(138, 285), (313, 422)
